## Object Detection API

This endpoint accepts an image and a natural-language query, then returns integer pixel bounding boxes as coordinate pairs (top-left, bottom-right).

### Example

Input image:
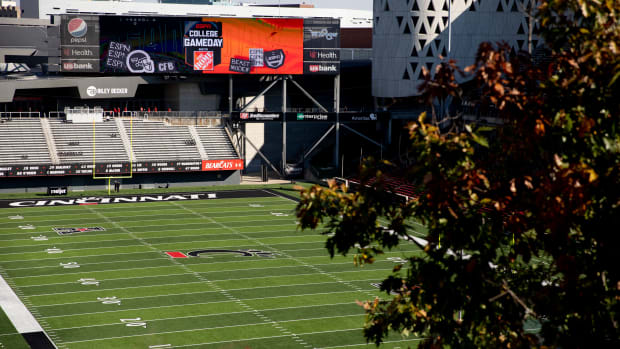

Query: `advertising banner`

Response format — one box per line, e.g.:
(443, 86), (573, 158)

(285, 112), (335, 122)
(231, 112), (283, 122)
(60, 15), (100, 73)
(0, 160), (242, 177)
(232, 112), (387, 123)
(201, 159), (244, 171)
(303, 18), (340, 49)
(302, 18), (340, 75)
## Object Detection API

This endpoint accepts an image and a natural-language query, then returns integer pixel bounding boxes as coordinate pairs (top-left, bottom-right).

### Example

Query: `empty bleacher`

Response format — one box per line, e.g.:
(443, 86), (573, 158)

(0, 118), (240, 167)
(0, 119), (52, 165)
(49, 120), (129, 163)
(195, 126), (239, 159)
(125, 120), (202, 161)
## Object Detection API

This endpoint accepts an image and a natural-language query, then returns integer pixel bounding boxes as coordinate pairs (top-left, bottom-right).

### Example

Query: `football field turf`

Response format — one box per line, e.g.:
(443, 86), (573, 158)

(0, 189), (424, 348)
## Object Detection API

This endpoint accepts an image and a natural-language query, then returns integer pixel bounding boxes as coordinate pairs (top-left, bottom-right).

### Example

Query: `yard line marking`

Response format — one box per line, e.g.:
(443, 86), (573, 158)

(3, 255), (166, 271)
(0, 208), (296, 225)
(0, 220), (297, 240)
(171, 201), (342, 347)
(87, 204), (312, 347)
(17, 272), (196, 289)
(0, 251), (161, 264)
(32, 277), (383, 317)
(61, 314), (364, 344)
(51, 302), (361, 331)
(9, 244), (386, 280)
(9, 264), (184, 279)
(0, 231), (321, 252)
(61, 320), (273, 344)
(3, 247), (409, 272)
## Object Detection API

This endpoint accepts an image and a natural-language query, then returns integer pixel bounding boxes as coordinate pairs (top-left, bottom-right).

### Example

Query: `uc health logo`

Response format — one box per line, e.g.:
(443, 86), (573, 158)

(67, 18), (88, 38)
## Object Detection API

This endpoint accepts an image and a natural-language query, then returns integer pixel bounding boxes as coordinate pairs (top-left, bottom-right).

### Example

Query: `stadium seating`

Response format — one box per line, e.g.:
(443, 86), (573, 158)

(123, 120), (203, 161)
(195, 126), (239, 159)
(49, 120), (130, 163)
(0, 119), (52, 165)
(0, 118), (240, 166)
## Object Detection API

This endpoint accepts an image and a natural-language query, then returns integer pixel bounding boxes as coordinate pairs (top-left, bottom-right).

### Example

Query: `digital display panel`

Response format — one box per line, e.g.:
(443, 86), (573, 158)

(99, 16), (305, 75)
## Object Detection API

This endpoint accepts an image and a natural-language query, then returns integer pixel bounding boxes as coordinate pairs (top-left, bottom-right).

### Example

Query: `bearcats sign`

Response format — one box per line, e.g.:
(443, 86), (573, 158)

(202, 159), (244, 171)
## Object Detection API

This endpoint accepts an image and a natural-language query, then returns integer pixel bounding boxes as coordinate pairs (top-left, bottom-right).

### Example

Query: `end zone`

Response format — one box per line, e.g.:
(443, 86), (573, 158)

(0, 189), (279, 208)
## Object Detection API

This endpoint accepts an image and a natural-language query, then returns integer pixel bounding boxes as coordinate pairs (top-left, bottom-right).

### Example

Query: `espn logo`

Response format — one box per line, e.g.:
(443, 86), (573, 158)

(194, 51), (214, 71)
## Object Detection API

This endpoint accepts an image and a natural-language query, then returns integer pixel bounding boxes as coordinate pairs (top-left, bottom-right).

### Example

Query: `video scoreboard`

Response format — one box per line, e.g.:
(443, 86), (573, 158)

(60, 15), (340, 75)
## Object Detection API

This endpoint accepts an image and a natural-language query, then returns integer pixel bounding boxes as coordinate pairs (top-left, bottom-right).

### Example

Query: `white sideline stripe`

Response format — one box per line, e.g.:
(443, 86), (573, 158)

(0, 271), (45, 333)
(61, 316), (362, 344)
(53, 301), (360, 331)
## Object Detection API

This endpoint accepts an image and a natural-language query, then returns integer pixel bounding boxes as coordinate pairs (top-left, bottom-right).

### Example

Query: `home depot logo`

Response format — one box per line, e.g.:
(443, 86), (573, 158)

(194, 51), (214, 71)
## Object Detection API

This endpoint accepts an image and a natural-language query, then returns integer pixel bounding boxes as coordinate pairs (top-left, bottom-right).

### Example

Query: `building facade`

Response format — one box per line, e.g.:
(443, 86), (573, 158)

(373, 0), (540, 97)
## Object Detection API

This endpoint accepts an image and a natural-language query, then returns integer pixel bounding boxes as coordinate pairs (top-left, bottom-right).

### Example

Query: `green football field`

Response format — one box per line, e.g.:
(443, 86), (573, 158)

(0, 189), (424, 349)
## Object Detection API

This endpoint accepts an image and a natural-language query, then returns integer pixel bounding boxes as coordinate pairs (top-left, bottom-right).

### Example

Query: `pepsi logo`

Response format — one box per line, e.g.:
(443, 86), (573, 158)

(67, 18), (88, 38)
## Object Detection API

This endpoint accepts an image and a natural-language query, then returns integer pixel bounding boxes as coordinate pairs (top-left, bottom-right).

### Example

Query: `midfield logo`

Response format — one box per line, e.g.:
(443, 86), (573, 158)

(53, 227), (106, 235)
(187, 249), (277, 258)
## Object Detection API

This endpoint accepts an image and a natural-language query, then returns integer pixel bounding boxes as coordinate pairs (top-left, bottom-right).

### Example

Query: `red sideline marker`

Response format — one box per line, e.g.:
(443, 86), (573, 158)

(165, 251), (188, 258)
(79, 203), (98, 206)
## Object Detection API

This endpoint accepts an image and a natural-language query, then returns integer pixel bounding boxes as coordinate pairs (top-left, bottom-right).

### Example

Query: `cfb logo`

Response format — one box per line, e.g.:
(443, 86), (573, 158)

(67, 18), (87, 38)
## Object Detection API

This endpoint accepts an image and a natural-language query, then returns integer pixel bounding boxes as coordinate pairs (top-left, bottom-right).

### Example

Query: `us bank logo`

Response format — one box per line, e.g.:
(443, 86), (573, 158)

(67, 18), (87, 38)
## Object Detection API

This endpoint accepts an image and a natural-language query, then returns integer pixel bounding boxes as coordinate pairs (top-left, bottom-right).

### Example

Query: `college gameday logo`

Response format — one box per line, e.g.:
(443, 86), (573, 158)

(194, 51), (214, 71)
(67, 18), (87, 38)
(202, 159), (244, 171)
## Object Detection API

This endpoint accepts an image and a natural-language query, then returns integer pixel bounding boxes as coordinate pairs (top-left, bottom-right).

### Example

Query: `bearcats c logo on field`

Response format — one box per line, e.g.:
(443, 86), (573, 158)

(187, 249), (277, 258)
(53, 227), (106, 235)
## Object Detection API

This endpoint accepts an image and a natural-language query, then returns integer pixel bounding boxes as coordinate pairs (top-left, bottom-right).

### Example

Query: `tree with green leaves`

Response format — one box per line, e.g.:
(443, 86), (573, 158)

(296, 1), (619, 348)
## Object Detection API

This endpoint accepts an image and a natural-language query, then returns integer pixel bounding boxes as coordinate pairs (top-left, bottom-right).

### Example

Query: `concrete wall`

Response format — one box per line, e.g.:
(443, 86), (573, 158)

(373, 0), (541, 97)
(0, 170), (241, 193)
(164, 83), (221, 111)
(243, 122), (332, 172)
